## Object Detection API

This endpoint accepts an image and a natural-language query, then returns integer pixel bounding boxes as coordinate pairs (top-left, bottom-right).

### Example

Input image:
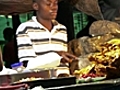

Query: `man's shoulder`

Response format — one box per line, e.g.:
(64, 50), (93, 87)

(16, 19), (36, 33)
(53, 20), (67, 29)
(18, 19), (35, 28)
(21, 19), (35, 25)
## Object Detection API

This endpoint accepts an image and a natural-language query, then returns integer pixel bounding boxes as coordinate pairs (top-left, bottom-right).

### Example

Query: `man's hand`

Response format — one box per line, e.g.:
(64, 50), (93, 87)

(56, 51), (78, 63)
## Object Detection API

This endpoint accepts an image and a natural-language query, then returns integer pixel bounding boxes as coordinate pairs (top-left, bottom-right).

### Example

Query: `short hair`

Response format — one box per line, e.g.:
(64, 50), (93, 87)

(32, 0), (37, 2)
(32, 0), (36, 2)
(3, 27), (14, 41)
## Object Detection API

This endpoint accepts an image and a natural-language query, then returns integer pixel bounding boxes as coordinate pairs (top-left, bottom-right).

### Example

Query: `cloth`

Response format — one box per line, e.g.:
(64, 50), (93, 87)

(0, 66), (17, 75)
(16, 16), (67, 62)
(26, 52), (62, 69)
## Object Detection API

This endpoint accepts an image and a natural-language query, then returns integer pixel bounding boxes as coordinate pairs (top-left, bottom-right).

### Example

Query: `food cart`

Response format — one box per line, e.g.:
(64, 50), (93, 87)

(1, 0), (120, 90)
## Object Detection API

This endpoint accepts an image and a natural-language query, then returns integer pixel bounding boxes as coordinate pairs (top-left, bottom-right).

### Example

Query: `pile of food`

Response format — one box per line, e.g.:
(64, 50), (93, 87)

(74, 38), (120, 79)
(14, 77), (43, 83)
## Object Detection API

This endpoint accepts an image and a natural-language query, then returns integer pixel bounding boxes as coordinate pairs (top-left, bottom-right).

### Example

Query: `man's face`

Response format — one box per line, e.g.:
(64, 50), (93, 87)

(33, 0), (58, 20)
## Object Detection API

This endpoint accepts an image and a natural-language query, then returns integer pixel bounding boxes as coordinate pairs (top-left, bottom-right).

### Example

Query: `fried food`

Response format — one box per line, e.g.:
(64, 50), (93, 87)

(74, 64), (95, 75)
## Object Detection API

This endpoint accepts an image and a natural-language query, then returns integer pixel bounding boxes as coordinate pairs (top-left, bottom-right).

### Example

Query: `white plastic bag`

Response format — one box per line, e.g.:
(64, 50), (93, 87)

(26, 52), (62, 70)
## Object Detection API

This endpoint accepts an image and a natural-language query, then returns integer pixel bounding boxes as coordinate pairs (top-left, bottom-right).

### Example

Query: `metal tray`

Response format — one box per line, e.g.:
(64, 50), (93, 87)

(0, 69), (52, 85)
(12, 76), (76, 89)
(0, 68), (76, 88)
(46, 78), (120, 90)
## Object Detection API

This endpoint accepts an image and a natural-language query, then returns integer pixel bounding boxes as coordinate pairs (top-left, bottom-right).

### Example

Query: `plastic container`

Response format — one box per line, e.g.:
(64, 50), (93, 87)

(11, 62), (25, 73)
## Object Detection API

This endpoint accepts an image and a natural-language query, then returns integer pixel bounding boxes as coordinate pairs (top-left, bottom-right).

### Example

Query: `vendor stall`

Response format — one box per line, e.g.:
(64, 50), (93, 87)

(1, 0), (120, 90)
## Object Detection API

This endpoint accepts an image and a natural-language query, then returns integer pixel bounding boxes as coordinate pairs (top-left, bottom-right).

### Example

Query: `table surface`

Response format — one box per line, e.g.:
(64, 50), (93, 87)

(46, 78), (120, 90)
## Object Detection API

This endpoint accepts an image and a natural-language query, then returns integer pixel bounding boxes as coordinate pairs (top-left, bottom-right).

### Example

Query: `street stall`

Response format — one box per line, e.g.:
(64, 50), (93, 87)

(1, 0), (120, 90)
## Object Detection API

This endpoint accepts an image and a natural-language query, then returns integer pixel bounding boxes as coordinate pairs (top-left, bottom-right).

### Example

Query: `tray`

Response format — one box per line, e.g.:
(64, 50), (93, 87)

(12, 76), (76, 89)
(0, 69), (50, 86)
(0, 84), (27, 90)
(0, 69), (76, 89)
(77, 76), (106, 83)
(46, 78), (120, 90)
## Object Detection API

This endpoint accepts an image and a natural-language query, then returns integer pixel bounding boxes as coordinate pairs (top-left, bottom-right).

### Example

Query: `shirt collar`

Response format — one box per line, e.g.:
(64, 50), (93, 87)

(32, 16), (58, 29)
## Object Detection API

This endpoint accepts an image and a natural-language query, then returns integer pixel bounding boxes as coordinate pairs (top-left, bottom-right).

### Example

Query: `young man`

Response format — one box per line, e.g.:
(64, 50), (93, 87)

(16, 0), (77, 68)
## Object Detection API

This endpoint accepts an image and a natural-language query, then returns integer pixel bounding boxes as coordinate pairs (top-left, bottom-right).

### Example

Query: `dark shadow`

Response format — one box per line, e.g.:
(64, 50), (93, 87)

(76, 16), (96, 38)
(2, 27), (19, 68)
(56, 1), (75, 42)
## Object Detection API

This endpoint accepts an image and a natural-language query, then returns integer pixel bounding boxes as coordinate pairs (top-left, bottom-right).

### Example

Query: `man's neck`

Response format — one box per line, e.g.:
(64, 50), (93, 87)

(37, 17), (53, 32)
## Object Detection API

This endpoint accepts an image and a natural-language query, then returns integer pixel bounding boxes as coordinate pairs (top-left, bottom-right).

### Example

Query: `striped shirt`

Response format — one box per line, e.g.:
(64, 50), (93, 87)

(16, 16), (68, 62)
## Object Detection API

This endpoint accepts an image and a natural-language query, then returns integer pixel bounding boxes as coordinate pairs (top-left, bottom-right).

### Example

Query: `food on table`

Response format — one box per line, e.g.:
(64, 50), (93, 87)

(57, 73), (70, 78)
(80, 73), (99, 78)
(76, 72), (106, 83)
(88, 38), (120, 78)
(15, 77), (43, 83)
(74, 38), (120, 79)
(74, 64), (95, 76)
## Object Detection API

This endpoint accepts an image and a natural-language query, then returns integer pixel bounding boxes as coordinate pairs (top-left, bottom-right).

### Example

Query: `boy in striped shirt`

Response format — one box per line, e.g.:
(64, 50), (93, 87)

(16, 0), (77, 68)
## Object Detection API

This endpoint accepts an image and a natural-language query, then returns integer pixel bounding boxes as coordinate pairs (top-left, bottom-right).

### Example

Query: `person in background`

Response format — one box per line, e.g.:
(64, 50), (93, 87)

(3, 27), (18, 68)
(16, 0), (77, 68)
(99, 0), (120, 22)
(0, 47), (17, 74)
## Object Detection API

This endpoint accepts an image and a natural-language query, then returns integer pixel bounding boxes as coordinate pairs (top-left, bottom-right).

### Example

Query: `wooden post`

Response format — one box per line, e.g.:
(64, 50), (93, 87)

(12, 15), (21, 31)
(56, 1), (75, 42)
(0, 47), (3, 71)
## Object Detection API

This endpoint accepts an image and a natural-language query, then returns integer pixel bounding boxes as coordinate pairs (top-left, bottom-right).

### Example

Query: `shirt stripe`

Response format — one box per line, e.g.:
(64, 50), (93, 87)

(16, 16), (68, 62)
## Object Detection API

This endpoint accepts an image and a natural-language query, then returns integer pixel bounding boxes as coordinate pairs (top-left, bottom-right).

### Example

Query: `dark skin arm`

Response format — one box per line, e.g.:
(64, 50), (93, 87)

(55, 51), (78, 63)
(0, 48), (3, 71)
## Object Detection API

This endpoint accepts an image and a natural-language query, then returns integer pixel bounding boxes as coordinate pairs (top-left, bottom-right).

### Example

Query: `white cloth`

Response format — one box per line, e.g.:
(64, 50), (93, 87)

(0, 66), (17, 75)
(26, 52), (62, 70)
(30, 86), (45, 90)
